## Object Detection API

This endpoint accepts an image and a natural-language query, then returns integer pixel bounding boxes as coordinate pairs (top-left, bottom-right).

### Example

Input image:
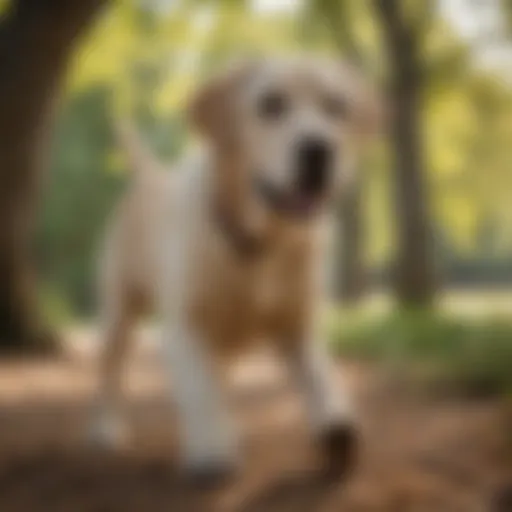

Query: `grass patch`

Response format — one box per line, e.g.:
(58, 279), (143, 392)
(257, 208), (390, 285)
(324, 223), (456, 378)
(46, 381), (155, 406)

(329, 309), (512, 398)
(39, 284), (76, 328)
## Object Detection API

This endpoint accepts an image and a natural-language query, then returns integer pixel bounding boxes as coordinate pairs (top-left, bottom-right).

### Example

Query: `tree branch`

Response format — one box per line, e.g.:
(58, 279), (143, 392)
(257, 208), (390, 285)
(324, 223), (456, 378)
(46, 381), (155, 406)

(374, 0), (415, 53)
(412, 0), (435, 42)
(374, 0), (421, 87)
(315, 0), (365, 67)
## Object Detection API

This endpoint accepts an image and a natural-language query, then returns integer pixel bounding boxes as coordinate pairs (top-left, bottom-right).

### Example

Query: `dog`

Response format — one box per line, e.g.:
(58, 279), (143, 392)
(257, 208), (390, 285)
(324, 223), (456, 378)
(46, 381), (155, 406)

(89, 56), (382, 485)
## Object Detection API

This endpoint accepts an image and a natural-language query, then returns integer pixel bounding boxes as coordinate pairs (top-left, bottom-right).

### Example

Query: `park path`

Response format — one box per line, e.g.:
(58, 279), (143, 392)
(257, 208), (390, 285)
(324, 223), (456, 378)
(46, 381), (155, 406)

(0, 327), (510, 511)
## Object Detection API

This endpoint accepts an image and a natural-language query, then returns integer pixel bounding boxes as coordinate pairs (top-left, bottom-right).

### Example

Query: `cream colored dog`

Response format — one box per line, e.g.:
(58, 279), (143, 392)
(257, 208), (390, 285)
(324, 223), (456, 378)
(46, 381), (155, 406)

(90, 57), (381, 485)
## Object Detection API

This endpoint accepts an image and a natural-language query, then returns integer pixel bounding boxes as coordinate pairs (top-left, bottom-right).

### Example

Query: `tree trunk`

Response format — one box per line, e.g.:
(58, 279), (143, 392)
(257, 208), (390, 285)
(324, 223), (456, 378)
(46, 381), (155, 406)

(336, 175), (365, 304)
(316, 1), (367, 305)
(0, 0), (105, 352)
(375, 0), (436, 306)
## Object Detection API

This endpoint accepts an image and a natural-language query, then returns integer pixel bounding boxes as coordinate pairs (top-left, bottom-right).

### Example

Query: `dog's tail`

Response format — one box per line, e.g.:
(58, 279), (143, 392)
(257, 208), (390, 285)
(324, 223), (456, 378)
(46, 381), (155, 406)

(114, 119), (161, 176)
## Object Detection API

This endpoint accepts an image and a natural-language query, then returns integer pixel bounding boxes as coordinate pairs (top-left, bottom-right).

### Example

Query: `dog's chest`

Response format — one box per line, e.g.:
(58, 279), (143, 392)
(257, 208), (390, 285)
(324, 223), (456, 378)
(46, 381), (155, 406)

(194, 239), (312, 349)
(252, 257), (293, 317)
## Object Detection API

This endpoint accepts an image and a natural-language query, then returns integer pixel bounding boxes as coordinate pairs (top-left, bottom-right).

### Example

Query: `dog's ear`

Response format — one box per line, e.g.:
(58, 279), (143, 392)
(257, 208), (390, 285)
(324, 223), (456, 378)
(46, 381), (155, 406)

(188, 61), (266, 247)
(188, 61), (258, 148)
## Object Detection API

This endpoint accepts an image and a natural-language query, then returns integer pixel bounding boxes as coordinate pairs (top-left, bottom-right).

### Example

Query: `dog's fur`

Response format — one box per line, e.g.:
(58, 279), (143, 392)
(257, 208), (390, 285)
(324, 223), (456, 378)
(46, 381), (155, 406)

(90, 57), (381, 482)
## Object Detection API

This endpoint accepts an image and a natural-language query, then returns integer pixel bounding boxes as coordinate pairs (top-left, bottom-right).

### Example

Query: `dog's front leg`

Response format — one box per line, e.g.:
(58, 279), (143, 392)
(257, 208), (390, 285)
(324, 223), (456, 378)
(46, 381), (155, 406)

(283, 333), (359, 479)
(162, 322), (238, 485)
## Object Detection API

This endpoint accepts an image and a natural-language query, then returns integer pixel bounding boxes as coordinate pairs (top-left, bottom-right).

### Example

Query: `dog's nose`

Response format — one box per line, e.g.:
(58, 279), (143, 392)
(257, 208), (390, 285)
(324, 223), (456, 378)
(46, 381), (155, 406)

(297, 138), (332, 195)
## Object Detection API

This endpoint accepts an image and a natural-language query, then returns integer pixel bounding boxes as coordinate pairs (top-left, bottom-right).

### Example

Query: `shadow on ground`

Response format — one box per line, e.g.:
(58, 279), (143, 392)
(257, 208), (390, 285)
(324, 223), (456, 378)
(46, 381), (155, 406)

(0, 337), (510, 511)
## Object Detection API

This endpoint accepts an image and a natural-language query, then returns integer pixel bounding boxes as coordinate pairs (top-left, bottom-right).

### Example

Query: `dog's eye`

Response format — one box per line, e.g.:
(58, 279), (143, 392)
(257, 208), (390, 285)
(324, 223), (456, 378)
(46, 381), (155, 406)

(323, 95), (349, 120)
(257, 92), (288, 120)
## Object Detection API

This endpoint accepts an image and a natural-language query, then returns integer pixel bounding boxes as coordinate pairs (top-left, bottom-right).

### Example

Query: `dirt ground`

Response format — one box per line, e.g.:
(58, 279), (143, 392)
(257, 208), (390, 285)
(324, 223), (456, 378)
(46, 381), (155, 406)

(0, 329), (510, 512)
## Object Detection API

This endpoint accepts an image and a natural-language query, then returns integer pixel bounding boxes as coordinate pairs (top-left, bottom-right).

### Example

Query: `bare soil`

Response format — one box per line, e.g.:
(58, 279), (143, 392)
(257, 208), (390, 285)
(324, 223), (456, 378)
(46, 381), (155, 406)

(0, 330), (510, 512)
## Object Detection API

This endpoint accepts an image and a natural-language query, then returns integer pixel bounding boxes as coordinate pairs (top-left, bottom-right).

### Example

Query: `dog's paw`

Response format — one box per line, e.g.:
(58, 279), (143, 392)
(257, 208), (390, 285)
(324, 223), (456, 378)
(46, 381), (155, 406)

(183, 459), (237, 491)
(318, 421), (359, 482)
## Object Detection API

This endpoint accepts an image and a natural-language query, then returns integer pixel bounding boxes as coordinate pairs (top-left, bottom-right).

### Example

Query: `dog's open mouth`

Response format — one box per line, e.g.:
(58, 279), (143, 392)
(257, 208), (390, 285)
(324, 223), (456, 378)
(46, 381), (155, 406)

(255, 178), (324, 218)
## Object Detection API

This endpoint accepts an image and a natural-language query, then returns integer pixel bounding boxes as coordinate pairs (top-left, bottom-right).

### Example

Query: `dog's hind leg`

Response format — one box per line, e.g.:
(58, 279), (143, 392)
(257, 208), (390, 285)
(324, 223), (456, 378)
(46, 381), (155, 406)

(88, 287), (139, 449)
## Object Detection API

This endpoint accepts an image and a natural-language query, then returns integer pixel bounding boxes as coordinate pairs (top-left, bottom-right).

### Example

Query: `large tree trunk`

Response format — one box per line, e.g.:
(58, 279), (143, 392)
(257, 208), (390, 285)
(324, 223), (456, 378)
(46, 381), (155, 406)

(316, 1), (368, 305)
(0, 0), (105, 352)
(336, 175), (365, 304)
(375, 0), (436, 306)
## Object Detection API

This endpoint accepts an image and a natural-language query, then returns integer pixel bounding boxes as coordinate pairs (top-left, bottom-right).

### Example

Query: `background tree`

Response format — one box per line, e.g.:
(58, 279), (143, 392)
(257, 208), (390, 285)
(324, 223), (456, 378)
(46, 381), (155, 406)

(4, 0), (512, 345)
(305, 0), (369, 304)
(374, 0), (437, 306)
(0, 0), (105, 351)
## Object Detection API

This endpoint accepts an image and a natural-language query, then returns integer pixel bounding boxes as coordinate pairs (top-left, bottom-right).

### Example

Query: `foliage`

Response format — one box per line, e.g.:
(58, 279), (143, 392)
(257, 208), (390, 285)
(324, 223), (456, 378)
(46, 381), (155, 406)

(37, 87), (123, 316)
(330, 308), (512, 397)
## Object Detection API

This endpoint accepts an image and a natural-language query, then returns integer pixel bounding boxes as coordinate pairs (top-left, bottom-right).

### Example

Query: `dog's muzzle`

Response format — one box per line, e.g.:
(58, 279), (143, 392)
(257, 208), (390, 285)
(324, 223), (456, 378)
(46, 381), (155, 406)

(255, 137), (333, 218)
(296, 137), (332, 197)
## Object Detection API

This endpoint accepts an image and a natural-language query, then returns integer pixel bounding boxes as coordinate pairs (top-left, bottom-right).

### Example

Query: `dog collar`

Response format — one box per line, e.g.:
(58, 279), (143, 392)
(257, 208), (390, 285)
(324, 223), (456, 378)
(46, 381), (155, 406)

(255, 177), (321, 219)
(215, 207), (266, 261)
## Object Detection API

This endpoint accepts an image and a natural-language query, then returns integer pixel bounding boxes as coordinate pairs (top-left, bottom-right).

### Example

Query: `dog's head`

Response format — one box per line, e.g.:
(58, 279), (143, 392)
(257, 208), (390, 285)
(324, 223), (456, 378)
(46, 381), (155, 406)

(189, 57), (383, 230)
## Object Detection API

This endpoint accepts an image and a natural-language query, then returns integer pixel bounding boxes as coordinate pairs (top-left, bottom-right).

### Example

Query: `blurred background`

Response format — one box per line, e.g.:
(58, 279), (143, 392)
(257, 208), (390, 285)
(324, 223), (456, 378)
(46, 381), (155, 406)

(36, 0), (512, 320)
(2, 0), (510, 390)
(0, 1), (511, 511)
